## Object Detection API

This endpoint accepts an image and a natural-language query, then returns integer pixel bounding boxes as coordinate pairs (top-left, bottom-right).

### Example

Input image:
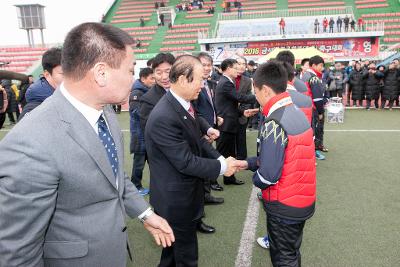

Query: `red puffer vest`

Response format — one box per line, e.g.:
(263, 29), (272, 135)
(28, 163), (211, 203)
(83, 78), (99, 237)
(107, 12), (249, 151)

(287, 82), (312, 124)
(262, 92), (316, 220)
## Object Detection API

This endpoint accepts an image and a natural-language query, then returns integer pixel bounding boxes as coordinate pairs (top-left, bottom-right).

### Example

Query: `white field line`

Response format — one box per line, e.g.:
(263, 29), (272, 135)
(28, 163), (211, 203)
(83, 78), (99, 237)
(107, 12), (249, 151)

(234, 185), (260, 267)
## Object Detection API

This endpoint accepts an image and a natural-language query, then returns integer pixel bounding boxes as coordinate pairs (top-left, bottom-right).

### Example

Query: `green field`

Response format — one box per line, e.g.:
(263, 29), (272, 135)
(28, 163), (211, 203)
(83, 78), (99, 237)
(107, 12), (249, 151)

(1, 109), (400, 267)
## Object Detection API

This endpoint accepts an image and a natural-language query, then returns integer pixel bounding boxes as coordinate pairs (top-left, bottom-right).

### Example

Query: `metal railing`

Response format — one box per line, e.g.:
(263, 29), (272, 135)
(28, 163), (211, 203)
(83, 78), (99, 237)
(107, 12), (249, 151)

(199, 21), (384, 42)
(218, 6), (354, 21)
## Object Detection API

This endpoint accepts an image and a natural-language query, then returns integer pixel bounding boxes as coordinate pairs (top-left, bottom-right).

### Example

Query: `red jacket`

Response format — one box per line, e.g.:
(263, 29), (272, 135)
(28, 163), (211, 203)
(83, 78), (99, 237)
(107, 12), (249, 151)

(261, 92), (316, 220)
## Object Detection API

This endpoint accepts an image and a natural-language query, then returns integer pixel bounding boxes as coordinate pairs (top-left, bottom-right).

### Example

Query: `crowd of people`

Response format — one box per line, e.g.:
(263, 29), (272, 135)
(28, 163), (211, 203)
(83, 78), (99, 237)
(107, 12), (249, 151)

(0, 21), (399, 267)
(277, 15), (366, 36)
(299, 59), (400, 110)
(175, 0), (216, 12)
(313, 16), (364, 34)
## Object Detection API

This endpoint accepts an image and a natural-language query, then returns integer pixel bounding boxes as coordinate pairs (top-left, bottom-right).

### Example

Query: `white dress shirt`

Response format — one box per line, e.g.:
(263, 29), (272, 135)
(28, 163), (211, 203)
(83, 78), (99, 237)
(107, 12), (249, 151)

(170, 89), (227, 175)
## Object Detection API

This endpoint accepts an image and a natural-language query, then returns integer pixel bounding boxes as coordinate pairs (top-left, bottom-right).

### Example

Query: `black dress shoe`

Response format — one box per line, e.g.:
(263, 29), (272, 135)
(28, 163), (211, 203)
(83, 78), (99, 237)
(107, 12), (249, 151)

(210, 183), (224, 191)
(197, 221), (215, 234)
(224, 179), (245, 185)
(204, 195), (224, 205)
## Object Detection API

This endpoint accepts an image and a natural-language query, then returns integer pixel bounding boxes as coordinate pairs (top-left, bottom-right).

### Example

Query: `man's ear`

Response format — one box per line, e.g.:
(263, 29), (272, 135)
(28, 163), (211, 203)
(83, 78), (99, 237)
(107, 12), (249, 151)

(93, 62), (107, 87)
(43, 70), (51, 81)
(177, 75), (186, 86)
(262, 84), (271, 97)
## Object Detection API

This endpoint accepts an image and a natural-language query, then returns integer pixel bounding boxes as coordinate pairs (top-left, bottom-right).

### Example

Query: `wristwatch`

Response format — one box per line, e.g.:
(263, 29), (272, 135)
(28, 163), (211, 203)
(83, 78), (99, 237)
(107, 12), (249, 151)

(139, 208), (154, 223)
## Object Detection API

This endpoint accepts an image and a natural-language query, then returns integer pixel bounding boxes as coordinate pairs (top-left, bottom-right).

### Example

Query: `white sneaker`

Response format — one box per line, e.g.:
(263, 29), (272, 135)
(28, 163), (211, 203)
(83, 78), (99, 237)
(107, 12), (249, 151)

(256, 235), (270, 249)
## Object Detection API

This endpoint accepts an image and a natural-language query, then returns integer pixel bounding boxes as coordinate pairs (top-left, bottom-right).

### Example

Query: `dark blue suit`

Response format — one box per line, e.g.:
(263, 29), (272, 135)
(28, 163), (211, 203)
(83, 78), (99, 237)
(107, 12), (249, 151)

(192, 80), (217, 127)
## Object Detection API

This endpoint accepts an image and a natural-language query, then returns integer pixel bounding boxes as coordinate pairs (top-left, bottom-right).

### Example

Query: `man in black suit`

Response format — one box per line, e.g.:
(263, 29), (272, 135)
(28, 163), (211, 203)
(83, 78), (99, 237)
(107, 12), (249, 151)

(193, 52), (225, 194)
(234, 56), (255, 160)
(145, 55), (240, 267)
(140, 52), (220, 234)
(215, 58), (258, 185)
(139, 53), (175, 131)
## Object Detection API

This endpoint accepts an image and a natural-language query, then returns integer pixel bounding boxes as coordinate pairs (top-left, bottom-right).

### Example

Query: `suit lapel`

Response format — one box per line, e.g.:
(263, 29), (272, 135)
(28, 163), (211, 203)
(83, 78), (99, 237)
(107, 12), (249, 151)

(201, 88), (214, 109)
(53, 90), (118, 190)
(166, 92), (201, 148)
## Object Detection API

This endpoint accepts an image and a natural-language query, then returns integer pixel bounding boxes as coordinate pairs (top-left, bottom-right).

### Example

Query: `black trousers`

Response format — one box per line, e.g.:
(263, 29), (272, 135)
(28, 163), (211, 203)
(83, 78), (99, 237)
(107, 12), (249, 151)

(312, 110), (324, 149)
(7, 111), (15, 123)
(0, 112), (5, 129)
(131, 152), (147, 189)
(381, 99), (395, 109)
(216, 131), (236, 182)
(236, 122), (248, 160)
(366, 98), (379, 109)
(267, 215), (305, 267)
(159, 221), (198, 267)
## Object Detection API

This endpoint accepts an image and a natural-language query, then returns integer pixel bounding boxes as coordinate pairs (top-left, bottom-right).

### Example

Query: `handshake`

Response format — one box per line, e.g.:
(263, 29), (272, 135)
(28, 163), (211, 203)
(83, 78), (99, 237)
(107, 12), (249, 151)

(223, 156), (249, 177)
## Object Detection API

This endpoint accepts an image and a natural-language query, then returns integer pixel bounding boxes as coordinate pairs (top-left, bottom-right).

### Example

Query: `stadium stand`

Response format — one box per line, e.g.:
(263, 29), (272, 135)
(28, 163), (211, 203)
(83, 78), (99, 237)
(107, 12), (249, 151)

(3, 0), (400, 74)
(0, 47), (47, 73)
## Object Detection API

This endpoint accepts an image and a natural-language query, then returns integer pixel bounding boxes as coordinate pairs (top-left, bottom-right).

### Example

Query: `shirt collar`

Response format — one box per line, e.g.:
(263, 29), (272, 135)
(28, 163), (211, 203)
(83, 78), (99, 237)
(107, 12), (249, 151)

(59, 83), (103, 131)
(170, 89), (191, 111)
(287, 82), (296, 91)
(308, 68), (322, 78)
(223, 74), (235, 85)
(203, 79), (208, 88)
(262, 92), (292, 117)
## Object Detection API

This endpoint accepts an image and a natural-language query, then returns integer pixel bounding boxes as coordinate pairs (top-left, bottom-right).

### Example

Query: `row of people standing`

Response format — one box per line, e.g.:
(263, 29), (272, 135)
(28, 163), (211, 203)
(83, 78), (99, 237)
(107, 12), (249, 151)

(347, 60), (400, 109)
(314, 16), (363, 34)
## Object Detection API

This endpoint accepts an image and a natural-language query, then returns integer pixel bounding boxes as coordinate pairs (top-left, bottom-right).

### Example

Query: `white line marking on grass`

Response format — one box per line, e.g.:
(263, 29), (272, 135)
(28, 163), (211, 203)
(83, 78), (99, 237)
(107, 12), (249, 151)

(235, 185), (260, 267)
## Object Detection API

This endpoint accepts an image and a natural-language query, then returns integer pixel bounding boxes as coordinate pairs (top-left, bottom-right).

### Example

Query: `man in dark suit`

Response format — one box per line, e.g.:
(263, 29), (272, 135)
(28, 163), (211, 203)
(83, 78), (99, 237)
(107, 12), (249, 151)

(193, 52), (225, 195)
(146, 55), (240, 267)
(215, 58), (258, 185)
(234, 56), (254, 160)
(140, 52), (220, 234)
(139, 53), (175, 131)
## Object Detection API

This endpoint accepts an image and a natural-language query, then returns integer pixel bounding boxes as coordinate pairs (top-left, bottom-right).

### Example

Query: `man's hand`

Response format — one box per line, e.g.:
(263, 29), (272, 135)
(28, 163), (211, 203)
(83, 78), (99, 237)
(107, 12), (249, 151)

(217, 116), (224, 126)
(143, 213), (175, 248)
(203, 135), (213, 143)
(318, 114), (324, 121)
(243, 108), (259, 118)
(224, 156), (239, 177)
(235, 160), (249, 170)
(207, 128), (220, 141)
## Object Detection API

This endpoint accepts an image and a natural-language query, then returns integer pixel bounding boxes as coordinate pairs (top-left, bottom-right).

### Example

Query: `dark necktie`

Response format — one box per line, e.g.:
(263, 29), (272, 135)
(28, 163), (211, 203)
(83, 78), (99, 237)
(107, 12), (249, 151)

(203, 81), (216, 125)
(188, 104), (196, 119)
(98, 115), (119, 178)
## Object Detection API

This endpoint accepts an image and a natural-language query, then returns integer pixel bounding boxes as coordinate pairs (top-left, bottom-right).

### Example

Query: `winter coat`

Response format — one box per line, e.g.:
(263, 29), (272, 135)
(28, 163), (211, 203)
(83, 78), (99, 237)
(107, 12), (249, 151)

(363, 71), (383, 99)
(1, 80), (17, 113)
(129, 80), (149, 154)
(349, 69), (365, 100)
(328, 69), (347, 91)
(383, 69), (399, 100)
(18, 77), (55, 121)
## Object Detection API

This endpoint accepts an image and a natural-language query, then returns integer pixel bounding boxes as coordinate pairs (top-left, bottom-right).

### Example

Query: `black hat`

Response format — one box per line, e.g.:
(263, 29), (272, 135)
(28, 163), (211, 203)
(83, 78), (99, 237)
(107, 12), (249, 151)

(248, 60), (256, 66)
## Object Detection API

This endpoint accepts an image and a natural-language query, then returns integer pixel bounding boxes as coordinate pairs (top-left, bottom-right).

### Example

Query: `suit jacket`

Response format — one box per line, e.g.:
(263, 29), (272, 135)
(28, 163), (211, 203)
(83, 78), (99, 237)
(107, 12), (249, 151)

(141, 83), (211, 137)
(0, 89), (149, 267)
(139, 83), (166, 132)
(237, 75), (253, 125)
(215, 75), (256, 133)
(192, 79), (217, 127)
(146, 92), (221, 224)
